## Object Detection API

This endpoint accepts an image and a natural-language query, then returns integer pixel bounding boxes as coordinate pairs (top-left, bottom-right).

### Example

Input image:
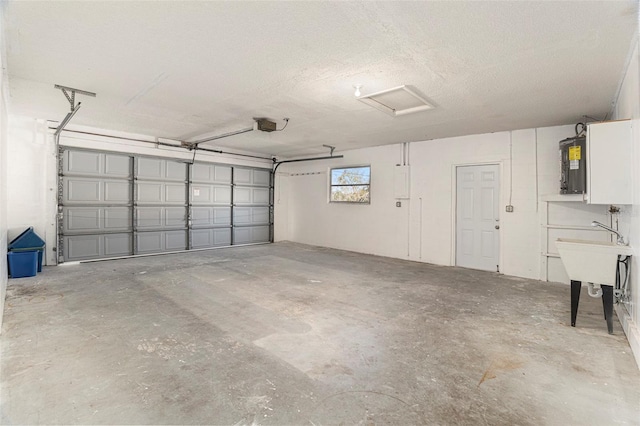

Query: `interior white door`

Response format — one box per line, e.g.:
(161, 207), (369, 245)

(456, 164), (500, 272)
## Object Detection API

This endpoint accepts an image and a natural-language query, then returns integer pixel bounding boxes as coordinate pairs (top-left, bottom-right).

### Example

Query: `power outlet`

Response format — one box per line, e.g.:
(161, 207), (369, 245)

(505, 205), (514, 213)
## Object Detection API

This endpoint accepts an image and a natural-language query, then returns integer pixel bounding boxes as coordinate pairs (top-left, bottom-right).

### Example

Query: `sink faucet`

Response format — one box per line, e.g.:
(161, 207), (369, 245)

(591, 221), (626, 245)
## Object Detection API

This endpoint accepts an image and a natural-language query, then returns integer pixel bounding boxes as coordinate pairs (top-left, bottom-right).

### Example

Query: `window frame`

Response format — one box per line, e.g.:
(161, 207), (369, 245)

(328, 165), (371, 204)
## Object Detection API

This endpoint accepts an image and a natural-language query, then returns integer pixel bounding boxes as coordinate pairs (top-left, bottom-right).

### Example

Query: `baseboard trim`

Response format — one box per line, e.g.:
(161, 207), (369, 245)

(615, 304), (640, 370)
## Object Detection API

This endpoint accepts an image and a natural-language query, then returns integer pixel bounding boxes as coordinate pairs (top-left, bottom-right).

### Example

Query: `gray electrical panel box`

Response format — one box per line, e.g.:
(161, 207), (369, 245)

(559, 136), (586, 194)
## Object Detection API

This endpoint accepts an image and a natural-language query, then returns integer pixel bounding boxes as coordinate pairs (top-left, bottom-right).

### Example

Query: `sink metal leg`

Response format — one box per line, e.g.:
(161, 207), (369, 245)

(571, 280), (581, 327)
(602, 285), (614, 334)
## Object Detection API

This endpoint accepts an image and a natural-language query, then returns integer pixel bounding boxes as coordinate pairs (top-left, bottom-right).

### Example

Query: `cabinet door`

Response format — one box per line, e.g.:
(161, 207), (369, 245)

(587, 120), (633, 205)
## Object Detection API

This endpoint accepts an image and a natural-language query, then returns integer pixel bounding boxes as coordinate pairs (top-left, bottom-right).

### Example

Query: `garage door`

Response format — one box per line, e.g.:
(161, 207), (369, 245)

(190, 162), (232, 249)
(134, 157), (188, 254)
(232, 167), (271, 244)
(58, 148), (272, 262)
(60, 150), (134, 261)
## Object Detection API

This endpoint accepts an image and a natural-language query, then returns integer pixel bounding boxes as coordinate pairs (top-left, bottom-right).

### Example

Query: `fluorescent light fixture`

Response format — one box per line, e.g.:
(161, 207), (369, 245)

(357, 85), (434, 117)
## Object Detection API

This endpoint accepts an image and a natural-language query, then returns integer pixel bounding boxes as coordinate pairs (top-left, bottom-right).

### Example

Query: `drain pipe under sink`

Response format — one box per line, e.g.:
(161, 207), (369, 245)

(587, 283), (603, 298)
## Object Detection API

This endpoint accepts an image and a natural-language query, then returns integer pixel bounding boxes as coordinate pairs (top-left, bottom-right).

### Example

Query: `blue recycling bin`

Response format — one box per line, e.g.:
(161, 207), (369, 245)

(8, 227), (45, 272)
(7, 251), (38, 278)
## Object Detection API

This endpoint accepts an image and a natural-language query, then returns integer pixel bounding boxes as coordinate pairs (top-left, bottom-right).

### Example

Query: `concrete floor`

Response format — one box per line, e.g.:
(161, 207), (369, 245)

(1, 242), (639, 425)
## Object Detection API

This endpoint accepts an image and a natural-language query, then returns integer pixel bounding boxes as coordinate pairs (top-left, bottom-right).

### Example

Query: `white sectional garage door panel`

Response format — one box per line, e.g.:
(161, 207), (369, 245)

(60, 150), (133, 261)
(134, 158), (188, 254)
(59, 149), (272, 261)
(189, 163), (232, 248)
(232, 167), (271, 244)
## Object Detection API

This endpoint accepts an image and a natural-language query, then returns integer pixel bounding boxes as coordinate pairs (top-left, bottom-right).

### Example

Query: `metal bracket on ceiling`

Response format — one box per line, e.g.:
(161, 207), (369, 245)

(55, 84), (96, 112)
(322, 144), (336, 157)
(53, 84), (97, 139)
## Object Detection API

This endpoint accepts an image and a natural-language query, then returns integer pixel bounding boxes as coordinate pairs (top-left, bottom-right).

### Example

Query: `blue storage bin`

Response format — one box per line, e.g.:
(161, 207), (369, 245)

(8, 227), (45, 272)
(9, 248), (43, 272)
(8, 227), (45, 250)
(7, 251), (38, 278)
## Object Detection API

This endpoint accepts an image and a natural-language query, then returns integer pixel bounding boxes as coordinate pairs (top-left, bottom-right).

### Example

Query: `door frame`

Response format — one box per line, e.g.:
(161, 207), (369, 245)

(450, 161), (505, 271)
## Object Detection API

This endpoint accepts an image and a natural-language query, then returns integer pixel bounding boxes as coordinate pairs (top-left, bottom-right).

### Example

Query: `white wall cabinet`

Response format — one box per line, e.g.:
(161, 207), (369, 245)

(586, 120), (633, 205)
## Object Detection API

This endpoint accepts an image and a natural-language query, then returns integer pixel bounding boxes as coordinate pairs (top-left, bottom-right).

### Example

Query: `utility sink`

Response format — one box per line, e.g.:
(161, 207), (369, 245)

(556, 239), (634, 285)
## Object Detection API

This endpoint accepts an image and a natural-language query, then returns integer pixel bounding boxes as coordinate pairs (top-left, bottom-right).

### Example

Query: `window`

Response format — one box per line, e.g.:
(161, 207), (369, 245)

(330, 166), (371, 203)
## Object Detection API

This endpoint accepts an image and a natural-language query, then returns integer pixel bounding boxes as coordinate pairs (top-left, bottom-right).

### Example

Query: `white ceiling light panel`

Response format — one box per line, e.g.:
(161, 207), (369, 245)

(357, 85), (434, 117)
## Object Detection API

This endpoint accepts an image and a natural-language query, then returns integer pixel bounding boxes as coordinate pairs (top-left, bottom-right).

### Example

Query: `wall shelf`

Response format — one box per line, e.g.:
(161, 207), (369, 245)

(539, 194), (585, 202)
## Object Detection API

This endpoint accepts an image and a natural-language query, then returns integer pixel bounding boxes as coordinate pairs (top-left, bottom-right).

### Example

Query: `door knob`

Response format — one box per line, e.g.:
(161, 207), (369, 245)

(495, 225), (500, 229)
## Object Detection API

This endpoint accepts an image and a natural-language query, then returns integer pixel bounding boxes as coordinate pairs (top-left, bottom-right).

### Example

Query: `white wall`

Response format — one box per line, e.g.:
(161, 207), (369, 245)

(0, 26), (8, 329)
(6, 117), (53, 262)
(612, 39), (640, 368)
(276, 123), (589, 280)
(278, 143), (411, 259)
(5, 116), (273, 265)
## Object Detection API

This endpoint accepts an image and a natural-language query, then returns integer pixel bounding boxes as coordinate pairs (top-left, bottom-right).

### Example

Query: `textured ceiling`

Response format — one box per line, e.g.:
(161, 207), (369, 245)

(2, 1), (638, 157)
